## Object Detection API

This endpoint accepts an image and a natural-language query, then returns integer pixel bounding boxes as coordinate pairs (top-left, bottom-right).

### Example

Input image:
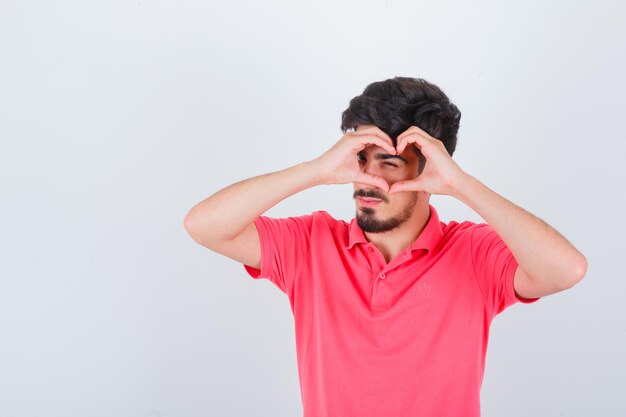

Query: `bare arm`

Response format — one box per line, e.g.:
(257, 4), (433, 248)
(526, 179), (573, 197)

(183, 160), (322, 247)
(391, 125), (587, 298)
(454, 174), (587, 295)
(183, 127), (396, 268)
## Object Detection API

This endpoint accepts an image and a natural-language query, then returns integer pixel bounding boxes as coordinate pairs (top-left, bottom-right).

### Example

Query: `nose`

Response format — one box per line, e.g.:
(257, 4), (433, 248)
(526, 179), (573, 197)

(361, 159), (383, 176)
(359, 161), (391, 191)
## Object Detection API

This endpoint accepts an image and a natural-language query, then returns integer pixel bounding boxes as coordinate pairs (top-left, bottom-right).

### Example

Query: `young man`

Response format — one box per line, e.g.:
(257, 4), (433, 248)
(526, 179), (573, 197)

(184, 77), (587, 416)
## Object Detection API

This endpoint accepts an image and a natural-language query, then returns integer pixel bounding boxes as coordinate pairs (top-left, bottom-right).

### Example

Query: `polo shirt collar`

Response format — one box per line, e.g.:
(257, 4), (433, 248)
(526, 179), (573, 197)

(345, 203), (443, 253)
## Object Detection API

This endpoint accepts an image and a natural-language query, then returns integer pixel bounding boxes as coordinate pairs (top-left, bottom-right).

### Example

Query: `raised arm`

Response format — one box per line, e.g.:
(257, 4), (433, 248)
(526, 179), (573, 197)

(183, 161), (322, 269)
(183, 126), (397, 268)
(389, 125), (588, 297)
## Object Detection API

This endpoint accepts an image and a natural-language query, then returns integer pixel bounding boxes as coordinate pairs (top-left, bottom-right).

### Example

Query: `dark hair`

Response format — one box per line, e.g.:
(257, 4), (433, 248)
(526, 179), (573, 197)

(340, 76), (462, 173)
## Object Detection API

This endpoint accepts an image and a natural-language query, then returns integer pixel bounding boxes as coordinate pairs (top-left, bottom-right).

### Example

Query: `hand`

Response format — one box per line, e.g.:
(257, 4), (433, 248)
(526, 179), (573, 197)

(311, 126), (397, 192)
(389, 125), (468, 196)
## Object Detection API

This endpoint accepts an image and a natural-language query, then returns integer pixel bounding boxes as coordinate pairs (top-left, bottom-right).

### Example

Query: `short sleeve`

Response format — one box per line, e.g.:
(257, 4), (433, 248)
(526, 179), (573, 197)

(242, 213), (314, 296)
(470, 224), (540, 317)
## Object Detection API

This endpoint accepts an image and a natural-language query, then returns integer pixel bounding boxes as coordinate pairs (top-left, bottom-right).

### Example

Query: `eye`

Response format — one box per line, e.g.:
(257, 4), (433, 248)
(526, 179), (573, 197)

(357, 154), (398, 167)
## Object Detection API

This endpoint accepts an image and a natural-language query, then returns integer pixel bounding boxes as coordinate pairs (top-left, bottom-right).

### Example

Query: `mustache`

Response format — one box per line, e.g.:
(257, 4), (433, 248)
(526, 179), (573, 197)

(354, 190), (387, 202)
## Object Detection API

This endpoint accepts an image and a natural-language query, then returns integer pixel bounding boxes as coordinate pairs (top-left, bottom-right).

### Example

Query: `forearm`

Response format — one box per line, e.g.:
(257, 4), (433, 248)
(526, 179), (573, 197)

(184, 160), (323, 243)
(453, 174), (587, 287)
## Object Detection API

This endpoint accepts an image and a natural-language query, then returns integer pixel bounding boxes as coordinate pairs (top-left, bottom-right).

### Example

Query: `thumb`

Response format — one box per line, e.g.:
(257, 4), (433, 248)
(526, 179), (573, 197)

(389, 179), (422, 194)
(355, 172), (390, 193)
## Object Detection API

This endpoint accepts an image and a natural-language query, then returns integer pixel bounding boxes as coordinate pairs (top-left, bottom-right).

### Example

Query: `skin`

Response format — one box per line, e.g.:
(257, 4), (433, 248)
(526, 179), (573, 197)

(186, 118), (586, 301)
(352, 124), (431, 264)
(385, 124), (587, 297)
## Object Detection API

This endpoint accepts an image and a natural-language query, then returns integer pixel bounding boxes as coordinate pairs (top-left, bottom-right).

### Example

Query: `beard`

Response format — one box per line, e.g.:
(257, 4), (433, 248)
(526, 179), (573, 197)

(356, 191), (419, 233)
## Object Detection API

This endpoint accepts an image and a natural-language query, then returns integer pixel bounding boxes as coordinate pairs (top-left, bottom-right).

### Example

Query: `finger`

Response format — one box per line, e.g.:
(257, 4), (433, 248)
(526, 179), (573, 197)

(399, 125), (433, 141)
(353, 130), (397, 154)
(396, 127), (414, 144)
(389, 179), (422, 194)
(354, 130), (396, 151)
(356, 134), (398, 156)
(355, 172), (389, 192)
(396, 126), (422, 143)
(396, 134), (414, 155)
(397, 133), (426, 155)
(358, 126), (395, 146)
(411, 125), (434, 140)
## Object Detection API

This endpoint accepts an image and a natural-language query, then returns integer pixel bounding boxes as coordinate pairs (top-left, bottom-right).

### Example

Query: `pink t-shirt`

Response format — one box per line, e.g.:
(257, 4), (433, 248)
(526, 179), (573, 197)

(242, 203), (540, 417)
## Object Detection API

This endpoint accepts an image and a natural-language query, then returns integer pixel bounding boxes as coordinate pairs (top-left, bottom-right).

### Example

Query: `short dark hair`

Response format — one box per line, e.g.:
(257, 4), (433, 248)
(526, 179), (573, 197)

(340, 76), (462, 174)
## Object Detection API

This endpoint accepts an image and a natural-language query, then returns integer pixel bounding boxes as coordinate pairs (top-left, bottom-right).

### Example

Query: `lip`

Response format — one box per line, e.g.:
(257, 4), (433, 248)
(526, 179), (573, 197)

(357, 197), (382, 207)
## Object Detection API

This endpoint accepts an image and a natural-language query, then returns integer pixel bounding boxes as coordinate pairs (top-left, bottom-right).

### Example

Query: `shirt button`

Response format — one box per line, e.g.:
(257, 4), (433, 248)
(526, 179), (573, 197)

(368, 247), (374, 253)
(379, 274), (386, 279)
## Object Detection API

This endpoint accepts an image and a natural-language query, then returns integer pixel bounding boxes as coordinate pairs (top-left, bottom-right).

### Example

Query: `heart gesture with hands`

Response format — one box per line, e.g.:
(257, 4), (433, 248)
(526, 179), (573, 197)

(312, 124), (468, 196)
(312, 126), (397, 192)
(390, 125), (468, 196)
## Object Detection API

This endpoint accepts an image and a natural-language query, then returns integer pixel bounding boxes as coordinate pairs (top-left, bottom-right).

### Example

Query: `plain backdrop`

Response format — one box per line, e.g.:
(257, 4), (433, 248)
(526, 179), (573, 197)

(1, 0), (624, 416)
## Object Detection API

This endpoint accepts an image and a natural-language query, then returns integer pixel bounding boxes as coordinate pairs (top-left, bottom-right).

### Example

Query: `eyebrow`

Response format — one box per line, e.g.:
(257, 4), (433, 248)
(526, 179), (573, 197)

(358, 151), (409, 165)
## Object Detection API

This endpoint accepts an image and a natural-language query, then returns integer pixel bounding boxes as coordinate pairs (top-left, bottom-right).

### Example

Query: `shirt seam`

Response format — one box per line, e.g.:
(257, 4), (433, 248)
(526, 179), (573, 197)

(255, 216), (275, 282)
(470, 226), (495, 318)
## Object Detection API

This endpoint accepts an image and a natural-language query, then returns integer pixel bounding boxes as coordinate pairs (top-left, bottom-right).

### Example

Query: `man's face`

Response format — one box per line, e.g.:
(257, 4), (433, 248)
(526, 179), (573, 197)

(353, 124), (424, 233)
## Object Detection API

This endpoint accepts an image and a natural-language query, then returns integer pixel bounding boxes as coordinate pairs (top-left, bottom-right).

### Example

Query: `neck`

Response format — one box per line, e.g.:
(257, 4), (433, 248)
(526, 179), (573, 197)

(364, 201), (431, 263)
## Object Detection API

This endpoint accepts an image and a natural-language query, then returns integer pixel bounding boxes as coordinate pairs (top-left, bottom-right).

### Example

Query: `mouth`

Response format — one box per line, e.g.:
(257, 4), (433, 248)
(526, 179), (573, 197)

(357, 197), (383, 207)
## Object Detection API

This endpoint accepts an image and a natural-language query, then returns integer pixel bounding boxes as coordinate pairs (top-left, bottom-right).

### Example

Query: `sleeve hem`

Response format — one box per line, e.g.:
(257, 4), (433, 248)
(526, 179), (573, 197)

(506, 257), (541, 304)
(242, 216), (274, 280)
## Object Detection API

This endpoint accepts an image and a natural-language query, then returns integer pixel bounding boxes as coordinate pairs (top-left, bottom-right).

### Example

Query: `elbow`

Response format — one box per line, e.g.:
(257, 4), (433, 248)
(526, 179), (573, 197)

(574, 255), (588, 281)
(183, 212), (193, 231)
(183, 216), (206, 246)
(566, 255), (588, 288)
(183, 210), (200, 237)
(183, 211), (220, 248)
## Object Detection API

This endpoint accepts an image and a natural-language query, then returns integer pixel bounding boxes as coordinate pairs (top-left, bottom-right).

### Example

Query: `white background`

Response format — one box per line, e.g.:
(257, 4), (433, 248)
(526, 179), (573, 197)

(1, 0), (624, 416)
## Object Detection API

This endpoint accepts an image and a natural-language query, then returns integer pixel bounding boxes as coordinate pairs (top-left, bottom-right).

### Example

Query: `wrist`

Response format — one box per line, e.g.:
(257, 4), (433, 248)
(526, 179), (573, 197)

(298, 159), (327, 187)
(450, 172), (476, 200)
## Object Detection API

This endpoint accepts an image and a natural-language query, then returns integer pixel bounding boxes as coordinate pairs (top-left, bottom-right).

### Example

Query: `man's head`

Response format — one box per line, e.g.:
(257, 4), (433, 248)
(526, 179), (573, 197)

(341, 77), (461, 233)
(341, 76), (461, 158)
